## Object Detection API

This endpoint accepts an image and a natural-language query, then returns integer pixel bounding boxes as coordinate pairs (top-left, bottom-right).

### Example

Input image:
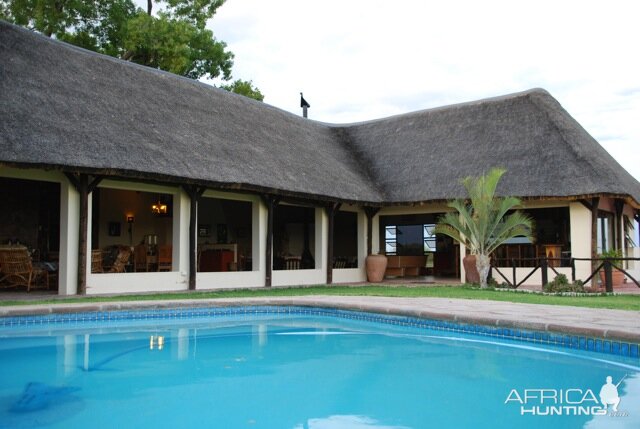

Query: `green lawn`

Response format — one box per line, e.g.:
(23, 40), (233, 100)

(1, 285), (639, 311)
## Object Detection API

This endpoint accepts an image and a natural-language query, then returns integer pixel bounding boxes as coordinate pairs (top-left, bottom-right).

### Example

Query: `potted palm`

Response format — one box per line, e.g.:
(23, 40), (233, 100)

(435, 168), (533, 288)
(598, 249), (625, 287)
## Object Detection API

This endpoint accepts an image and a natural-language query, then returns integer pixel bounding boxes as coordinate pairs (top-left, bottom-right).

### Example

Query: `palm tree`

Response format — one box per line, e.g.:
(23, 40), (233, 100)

(434, 168), (533, 288)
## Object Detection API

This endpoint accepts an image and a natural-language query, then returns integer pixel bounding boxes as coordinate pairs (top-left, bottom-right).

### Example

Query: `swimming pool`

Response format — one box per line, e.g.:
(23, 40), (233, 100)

(0, 306), (638, 428)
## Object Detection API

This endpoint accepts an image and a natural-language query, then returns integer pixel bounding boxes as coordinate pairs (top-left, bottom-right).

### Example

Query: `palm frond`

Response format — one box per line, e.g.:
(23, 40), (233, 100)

(486, 212), (533, 254)
(436, 167), (533, 256)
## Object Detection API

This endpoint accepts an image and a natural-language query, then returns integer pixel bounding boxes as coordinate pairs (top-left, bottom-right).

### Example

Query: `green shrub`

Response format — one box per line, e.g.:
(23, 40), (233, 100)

(487, 277), (511, 289)
(598, 249), (623, 269)
(543, 274), (585, 293)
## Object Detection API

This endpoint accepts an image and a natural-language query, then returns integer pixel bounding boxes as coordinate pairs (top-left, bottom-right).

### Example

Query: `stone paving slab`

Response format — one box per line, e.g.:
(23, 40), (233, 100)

(1, 296), (638, 342)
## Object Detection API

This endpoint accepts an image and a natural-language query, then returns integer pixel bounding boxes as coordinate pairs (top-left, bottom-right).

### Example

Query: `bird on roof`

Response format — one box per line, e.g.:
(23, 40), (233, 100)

(300, 92), (310, 108)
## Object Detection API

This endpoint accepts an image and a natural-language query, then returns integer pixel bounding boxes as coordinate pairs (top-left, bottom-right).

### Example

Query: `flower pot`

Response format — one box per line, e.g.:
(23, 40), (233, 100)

(366, 254), (388, 283)
(599, 269), (625, 288)
(463, 255), (480, 284)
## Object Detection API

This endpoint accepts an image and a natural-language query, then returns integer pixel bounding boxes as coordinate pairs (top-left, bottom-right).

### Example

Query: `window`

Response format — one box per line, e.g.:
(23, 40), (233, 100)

(423, 224), (436, 252)
(385, 223), (435, 256)
(597, 211), (614, 253)
(385, 226), (397, 254)
(197, 198), (253, 272)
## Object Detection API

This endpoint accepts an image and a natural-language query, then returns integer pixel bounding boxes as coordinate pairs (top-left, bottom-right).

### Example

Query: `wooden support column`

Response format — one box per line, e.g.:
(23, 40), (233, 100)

(590, 197), (600, 288)
(261, 195), (279, 287)
(325, 203), (341, 285)
(364, 207), (381, 256)
(614, 199), (624, 251)
(183, 185), (206, 290)
(65, 173), (102, 295)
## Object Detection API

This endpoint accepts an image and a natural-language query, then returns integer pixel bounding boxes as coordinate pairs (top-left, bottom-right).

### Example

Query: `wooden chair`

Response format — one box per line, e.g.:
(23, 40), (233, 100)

(91, 250), (104, 273)
(109, 247), (132, 273)
(0, 247), (49, 291)
(134, 244), (150, 272)
(333, 258), (347, 269)
(284, 256), (301, 270)
(157, 244), (172, 272)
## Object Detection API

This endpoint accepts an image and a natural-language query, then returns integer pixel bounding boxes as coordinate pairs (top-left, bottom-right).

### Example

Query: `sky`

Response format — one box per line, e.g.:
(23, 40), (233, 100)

(196, 0), (639, 182)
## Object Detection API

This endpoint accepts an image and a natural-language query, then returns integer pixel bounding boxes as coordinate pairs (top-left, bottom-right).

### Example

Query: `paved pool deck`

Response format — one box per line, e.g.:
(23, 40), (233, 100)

(1, 295), (639, 343)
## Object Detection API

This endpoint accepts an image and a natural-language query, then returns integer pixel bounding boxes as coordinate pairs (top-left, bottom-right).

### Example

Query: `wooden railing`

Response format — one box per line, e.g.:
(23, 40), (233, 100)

(490, 257), (640, 291)
(570, 257), (640, 292)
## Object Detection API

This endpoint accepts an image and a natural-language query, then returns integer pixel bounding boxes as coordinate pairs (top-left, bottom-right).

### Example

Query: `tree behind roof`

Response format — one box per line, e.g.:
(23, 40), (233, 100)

(1, 0), (263, 100)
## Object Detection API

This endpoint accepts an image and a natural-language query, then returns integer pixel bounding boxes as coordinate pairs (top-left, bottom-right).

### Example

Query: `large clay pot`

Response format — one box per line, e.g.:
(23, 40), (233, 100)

(599, 269), (625, 288)
(366, 254), (388, 283)
(463, 255), (480, 284)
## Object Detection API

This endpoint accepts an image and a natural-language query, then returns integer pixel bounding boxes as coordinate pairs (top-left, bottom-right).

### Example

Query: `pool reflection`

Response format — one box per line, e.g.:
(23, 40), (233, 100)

(293, 415), (411, 429)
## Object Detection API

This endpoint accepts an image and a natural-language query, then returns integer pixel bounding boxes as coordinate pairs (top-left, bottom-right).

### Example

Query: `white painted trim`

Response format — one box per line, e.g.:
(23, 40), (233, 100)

(197, 271), (264, 289)
(201, 189), (257, 202)
(356, 209), (367, 277)
(175, 188), (190, 275)
(59, 179), (79, 295)
(87, 272), (188, 294)
(97, 179), (177, 194)
(569, 202), (592, 282)
(272, 269), (325, 286)
(333, 268), (364, 283)
(317, 207), (326, 275)
(459, 242), (467, 283)
(0, 166), (67, 182)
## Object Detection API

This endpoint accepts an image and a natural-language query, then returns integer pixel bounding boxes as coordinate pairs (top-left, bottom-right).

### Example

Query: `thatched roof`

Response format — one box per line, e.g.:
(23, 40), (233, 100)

(2, 21), (639, 207)
(342, 90), (640, 205)
(0, 21), (380, 203)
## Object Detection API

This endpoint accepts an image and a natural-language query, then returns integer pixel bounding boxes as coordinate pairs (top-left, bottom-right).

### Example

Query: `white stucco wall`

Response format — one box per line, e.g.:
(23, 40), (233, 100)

(459, 242), (466, 282)
(58, 179), (80, 295)
(628, 247), (640, 282)
(569, 202), (594, 282)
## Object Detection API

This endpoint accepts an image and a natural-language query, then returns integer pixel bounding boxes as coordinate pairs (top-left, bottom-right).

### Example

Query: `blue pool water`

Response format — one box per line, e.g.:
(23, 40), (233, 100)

(0, 307), (638, 429)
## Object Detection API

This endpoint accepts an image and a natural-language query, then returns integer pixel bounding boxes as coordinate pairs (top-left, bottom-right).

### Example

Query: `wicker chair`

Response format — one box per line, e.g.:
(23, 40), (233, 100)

(91, 250), (104, 273)
(0, 247), (49, 291)
(109, 247), (132, 273)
